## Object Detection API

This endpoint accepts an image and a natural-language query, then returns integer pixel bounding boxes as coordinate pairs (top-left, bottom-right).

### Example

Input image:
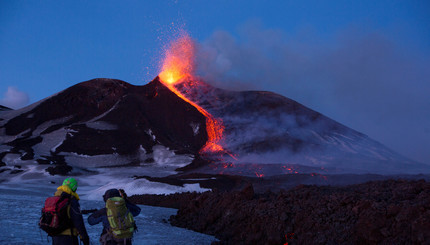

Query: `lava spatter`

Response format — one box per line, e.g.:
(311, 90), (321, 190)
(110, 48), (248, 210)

(158, 32), (226, 155)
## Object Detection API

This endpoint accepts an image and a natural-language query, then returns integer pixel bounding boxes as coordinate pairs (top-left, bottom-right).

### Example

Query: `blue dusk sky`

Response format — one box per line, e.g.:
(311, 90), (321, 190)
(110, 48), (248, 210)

(1, 0), (429, 163)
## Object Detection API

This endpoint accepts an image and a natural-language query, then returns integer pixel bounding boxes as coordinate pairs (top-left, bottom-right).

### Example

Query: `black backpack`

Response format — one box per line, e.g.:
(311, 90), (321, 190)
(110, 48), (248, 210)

(39, 195), (71, 236)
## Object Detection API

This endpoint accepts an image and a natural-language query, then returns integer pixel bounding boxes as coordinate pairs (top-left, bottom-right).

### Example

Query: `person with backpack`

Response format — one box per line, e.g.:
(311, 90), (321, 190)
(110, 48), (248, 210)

(39, 177), (90, 245)
(88, 188), (141, 245)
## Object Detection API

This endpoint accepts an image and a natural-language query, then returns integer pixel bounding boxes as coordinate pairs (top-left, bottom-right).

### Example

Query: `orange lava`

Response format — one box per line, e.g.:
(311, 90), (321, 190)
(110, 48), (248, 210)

(159, 34), (194, 85)
(255, 172), (264, 178)
(158, 32), (225, 154)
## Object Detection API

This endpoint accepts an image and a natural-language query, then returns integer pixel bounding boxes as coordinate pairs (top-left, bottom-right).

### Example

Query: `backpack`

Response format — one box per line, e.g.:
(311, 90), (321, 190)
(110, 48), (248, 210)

(39, 195), (71, 236)
(106, 197), (136, 239)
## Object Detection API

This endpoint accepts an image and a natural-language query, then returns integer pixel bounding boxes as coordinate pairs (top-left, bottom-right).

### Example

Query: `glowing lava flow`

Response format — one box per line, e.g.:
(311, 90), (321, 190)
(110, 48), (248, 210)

(159, 33), (225, 154)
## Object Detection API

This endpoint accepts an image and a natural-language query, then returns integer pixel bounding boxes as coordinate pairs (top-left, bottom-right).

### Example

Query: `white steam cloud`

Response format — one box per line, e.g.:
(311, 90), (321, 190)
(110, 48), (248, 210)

(0, 86), (30, 109)
(194, 22), (430, 164)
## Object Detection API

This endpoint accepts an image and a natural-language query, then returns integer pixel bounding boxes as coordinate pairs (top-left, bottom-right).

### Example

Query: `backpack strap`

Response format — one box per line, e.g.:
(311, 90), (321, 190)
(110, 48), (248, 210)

(58, 194), (75, 235)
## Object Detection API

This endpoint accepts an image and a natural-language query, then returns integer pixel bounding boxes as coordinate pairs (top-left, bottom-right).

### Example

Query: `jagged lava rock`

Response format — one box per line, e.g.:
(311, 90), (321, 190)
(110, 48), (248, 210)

(169, 179), (430, 245)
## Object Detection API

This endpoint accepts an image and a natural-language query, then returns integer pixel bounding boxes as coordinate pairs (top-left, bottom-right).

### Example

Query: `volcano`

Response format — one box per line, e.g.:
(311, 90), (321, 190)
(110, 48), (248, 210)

(0, 78), (209, 171)
(169, 78), (429, 175)
(0, 77), (428, 177)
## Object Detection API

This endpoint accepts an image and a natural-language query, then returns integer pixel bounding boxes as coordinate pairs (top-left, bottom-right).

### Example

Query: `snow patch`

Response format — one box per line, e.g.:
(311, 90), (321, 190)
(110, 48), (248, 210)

(139, 145), (147, 162)
(88, 98), (122, 122)
(86, 121), (118, 130)
(32, 128), (69, 154)
(32, 116), (73, 135)
(2, 153), (22, 166)
(0, 185), (217, 244)
(146, 129), (156, 141)
(0, 164), (50, 183)
(1, 153), (35, 166)
(64, 153), (130, 168)
(0, 144), (11, 153)
(52, 141), (64, 153)
(0, 128), (31, 144)
(81, 178), (209, 201)
(190, 122), (200, 135)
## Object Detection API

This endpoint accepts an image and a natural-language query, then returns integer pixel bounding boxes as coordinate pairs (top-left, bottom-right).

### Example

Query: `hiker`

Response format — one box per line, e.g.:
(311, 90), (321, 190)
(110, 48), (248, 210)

(88, 188), (141, 245)
(39, 177), (90, 245)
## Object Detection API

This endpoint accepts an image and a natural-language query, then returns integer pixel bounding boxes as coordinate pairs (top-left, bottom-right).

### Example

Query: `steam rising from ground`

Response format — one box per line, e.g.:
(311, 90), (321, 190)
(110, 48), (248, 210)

(194, 23), (430, 164)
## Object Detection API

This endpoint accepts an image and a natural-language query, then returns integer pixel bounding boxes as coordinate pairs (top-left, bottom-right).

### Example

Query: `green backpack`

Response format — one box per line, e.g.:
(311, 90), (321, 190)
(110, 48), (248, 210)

(106, 197), (136, 239)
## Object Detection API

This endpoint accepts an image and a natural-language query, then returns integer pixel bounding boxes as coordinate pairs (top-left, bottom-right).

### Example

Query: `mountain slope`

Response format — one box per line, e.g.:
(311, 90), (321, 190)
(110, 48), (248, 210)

(0, 105), (12, 112)
(0, 77), (428, 175)
(174, 79), (427, 174)
(0, 78), (207, 171)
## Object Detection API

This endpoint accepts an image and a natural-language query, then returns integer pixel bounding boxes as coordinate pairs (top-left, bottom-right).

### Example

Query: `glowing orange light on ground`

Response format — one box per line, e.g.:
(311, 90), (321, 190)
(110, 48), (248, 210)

(255, 172), (264, 178)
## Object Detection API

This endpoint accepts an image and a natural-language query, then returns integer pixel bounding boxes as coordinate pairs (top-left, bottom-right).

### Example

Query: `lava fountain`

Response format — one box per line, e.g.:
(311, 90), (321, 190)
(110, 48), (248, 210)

(159, 33), (225, 154)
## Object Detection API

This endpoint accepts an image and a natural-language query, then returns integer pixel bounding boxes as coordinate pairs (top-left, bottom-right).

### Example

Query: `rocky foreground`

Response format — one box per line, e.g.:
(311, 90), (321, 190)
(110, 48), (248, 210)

(130, 179), (430, 245)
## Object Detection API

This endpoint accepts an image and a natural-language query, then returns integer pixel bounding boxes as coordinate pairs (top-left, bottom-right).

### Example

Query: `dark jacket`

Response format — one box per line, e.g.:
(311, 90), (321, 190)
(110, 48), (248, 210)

(52, 187), (89, 245)
(88, 189), (141, 242)
(87, 200), (141, 234)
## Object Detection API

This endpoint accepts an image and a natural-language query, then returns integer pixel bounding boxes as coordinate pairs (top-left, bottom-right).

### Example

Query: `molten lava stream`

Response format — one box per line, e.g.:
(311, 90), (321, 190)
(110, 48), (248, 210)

(158, 32), (234, 157)
(160, 76), (225, 154)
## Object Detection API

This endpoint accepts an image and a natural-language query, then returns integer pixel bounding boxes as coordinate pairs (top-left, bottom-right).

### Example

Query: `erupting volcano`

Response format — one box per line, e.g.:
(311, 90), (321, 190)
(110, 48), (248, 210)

(158, 33), (226, 155)
(2, 23), (429, 245)
(1, 31), (428, 181)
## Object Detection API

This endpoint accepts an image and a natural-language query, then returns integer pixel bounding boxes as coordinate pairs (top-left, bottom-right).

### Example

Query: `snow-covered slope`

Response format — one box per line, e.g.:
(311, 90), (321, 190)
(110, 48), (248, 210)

(0, 78), (207, 177)
(1, 77), (429, 179)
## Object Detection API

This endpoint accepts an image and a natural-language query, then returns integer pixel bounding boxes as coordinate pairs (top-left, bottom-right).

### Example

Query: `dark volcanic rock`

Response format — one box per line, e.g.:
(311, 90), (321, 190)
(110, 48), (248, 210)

(37, 155), (73, 175)
(46, 164), (73, 176)
(129, 192), (202, 209)
(0, 105), (12, 112)
(4, 78), (130, 136)
(168, 179), (430, 245)
(0, 152), (8, 166)
(4, 78), (207, 156)
(0, 77), (209, 172)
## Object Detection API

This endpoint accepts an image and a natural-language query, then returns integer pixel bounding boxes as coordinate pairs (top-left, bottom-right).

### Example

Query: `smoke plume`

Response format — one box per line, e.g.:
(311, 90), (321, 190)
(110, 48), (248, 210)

(194, 23), (430, 164)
